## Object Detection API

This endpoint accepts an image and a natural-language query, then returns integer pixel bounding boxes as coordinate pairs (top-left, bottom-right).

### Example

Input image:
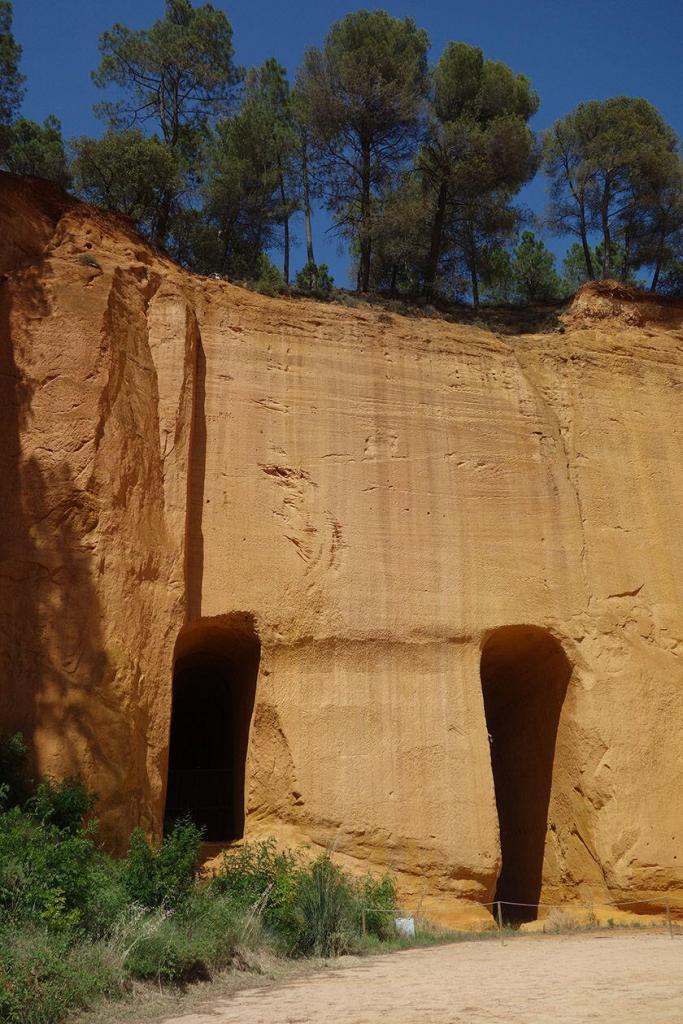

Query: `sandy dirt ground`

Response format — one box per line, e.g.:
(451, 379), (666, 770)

(159, 934), (682, 1024)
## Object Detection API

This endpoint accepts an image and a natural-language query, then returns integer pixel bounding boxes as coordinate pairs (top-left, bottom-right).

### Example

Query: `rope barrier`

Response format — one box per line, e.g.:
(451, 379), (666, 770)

(478, 898), (676, 910)
(360, 896), (679, 940)
(363, 898), (677, 911)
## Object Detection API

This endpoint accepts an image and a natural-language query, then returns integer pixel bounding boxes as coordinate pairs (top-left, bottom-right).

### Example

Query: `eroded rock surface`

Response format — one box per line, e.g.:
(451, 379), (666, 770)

(1, 173), (681, 923)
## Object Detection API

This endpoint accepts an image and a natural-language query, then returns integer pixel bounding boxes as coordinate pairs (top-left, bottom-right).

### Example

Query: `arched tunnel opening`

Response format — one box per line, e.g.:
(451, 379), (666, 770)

(481, 625), (572, 925)
(164, 616), (260, 842)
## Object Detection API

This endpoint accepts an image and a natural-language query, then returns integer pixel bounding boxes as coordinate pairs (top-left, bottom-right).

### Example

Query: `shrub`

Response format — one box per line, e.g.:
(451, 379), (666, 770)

(0, 744), (406, 1022)
(291, 854), (357, 957)
(124, 892), (246, 983)
(360, 874), (398, 940)
(212, 839), (300, 945)
(295, 261), (334, 295)
(27, 778), (95, 834)
(123, 819), (202, 910)
(76, 252), (102, 270)
(0, 926), (122, 1024)
(213, 843), (399, 955)
(250, 254), (286, 296)
(545, 907), (579, 932)
(78, 853), (129, 938)
(0, 806), (100, 928)
(123, 922), (188, 984)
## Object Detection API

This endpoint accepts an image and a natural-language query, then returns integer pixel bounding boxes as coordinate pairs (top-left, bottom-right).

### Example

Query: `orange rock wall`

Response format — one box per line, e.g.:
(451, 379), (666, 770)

(1, 176), (681, 921)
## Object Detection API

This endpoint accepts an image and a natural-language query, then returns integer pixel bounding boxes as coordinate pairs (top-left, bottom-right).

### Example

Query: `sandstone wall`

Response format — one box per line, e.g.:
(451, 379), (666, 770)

(0, 177), (196, 839)
(1, 175), (681, 921)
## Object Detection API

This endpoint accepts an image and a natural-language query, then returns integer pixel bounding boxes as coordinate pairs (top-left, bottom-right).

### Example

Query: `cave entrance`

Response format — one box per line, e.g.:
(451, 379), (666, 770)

(164, 617), (260, 842)
(481, 625), (571, 925)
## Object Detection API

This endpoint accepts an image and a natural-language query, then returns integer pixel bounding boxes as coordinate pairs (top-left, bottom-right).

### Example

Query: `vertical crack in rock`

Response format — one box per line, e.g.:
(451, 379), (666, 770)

(509, 343), (592, 602)
(183, 309), (206, 621)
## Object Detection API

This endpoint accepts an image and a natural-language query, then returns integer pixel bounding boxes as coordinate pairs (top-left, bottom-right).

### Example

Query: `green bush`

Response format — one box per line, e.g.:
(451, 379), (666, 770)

(213, 842), (399, 954)
(250, 254), (286, 296)
(295, 261), (334, 295)
(123, 819), (202, 910)
(212, 839), (299, 943)
(0, 735), (404, 1020)
(78, 853), (129, 938)
(291, 854), (357, 957)
(124, 892), (246, 983)
(0, 806), (101, 928)
(26, 779), (95, 835)
(0, 926), (122, 1024)
(360, 874), (398, 940)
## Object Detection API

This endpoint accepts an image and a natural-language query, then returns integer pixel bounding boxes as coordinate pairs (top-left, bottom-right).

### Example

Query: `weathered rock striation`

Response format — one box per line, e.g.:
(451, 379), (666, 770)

(1, 174), (682, 924)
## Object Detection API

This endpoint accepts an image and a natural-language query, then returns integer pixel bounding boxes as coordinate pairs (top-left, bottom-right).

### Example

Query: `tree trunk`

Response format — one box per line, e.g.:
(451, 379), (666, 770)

(650, 229), (666, 292)
(650, 263), (661, 292)
(154, 187), (174, 248)
(424, 177), (448, 296)
(470, 261), (480, 308)
(468, 222), (480, 308)
(600, 187), (611, 278)
(359, 137), (372, 293)
(390, 263), (398, 295)
(579, 205), (595, 280)
(220, 213), (239, 274)
(282, 214), (290, 284)
(301, 140), (315, 267)
(154, 85), (178, 247)
(278, 171), (289, 284)
(621, 228), (632, 283)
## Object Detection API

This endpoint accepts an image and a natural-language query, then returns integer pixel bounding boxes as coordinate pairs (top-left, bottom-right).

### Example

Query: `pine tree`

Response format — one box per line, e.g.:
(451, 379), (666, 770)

(291, 87), (319, 270)
(190, 95), (287, 278)
(92, 0), (240, 245)
(242, 60), (299, 282)
(369, 173), (431, 294)
(628, 149), (683, 291)
(544, 97), (680, 280)
(510, 231), (561, 302)
(561, 240), (639, 293)
(420, 42), (539, 304)
(296, 11), (429, 292)
(0, 1), (24, 130)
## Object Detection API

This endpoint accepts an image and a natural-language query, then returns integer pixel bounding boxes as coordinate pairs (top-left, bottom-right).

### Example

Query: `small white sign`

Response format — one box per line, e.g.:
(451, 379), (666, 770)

(395, 916), (416, 938)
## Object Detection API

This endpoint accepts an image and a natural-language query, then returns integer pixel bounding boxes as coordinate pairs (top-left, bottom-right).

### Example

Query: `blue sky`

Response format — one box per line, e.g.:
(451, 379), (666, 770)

(13, 0), (683, 285)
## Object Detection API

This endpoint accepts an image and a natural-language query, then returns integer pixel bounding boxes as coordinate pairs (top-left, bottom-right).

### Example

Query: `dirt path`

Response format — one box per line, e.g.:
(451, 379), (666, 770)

(159, 934), (682, 1024)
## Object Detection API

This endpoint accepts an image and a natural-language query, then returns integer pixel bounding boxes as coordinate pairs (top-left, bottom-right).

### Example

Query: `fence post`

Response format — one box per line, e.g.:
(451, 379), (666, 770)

(665, 898), (673, 940)
(497, 901), (504, 947)
(361, 907), (367, 936)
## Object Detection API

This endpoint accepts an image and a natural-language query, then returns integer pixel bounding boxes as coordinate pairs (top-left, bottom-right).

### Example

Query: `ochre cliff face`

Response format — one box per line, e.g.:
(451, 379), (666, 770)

(1, 174), (682, 924)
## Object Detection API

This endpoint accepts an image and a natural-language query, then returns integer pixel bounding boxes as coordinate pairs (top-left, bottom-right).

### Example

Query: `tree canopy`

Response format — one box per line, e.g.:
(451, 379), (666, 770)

(543, 97), (681, 286)
(0, 0), (24, 158)
(93, 0), (240, 143)
(71, 129), (180, 229)
(2, 1), (682, 301)
(0, 0), (23, 126)
(419, 42), (539, 303)
(92, 0), (241, 244)
(296, 10), (429, 291)
(2, 115), (70, 185)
